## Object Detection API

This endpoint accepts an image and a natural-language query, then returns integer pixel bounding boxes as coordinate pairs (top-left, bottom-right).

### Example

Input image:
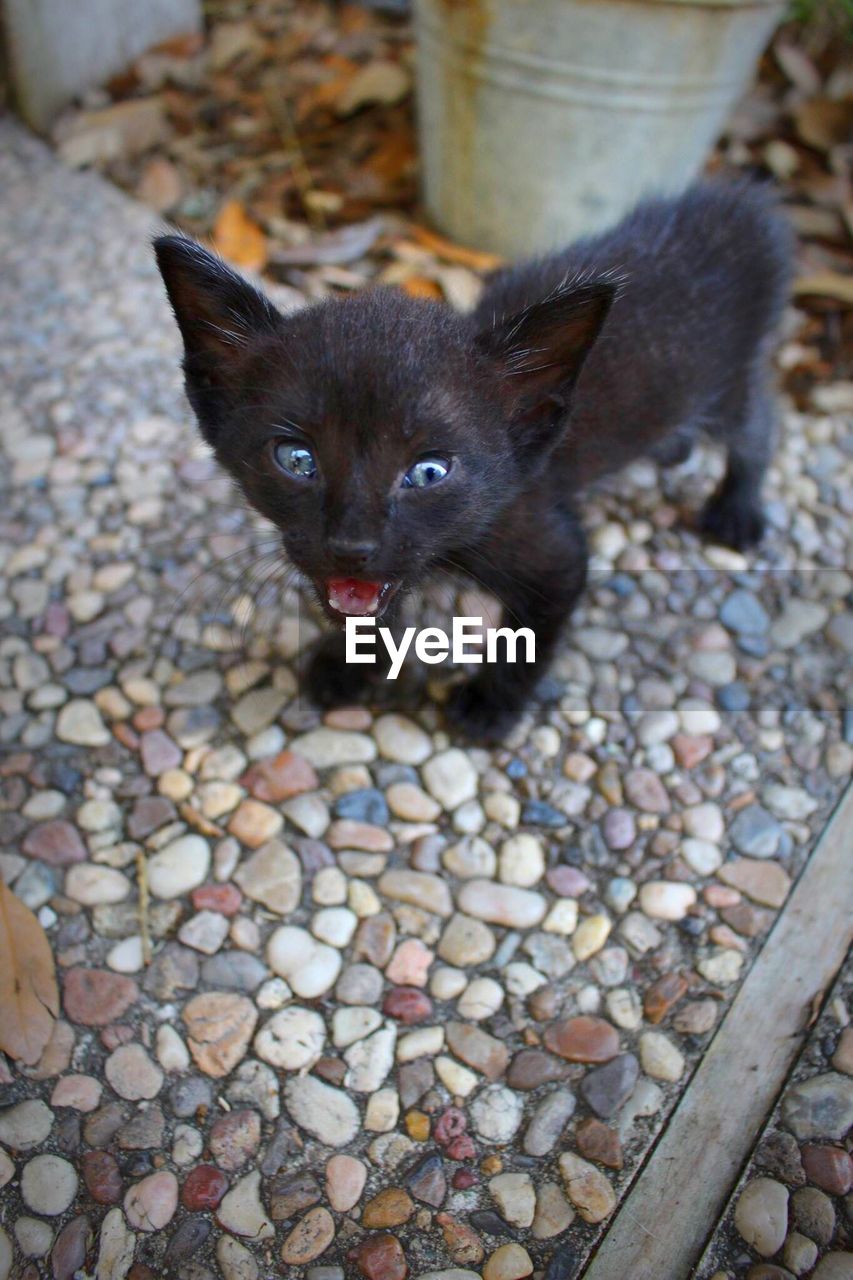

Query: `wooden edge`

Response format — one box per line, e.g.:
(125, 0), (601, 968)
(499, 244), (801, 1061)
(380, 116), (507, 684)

(581, 781), (853, 1280)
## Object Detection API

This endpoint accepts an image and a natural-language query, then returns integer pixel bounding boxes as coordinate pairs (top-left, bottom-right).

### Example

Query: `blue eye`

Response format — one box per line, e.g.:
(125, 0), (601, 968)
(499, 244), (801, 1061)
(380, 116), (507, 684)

(403, 456), (451, 489)
(273, 441), (317, 480)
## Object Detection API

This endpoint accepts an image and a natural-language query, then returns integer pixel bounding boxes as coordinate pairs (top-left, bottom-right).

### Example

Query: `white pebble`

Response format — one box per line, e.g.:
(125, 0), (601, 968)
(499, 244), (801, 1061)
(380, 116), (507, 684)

(457, 977), (504, 1021)
(254, 1006), (325, 1070)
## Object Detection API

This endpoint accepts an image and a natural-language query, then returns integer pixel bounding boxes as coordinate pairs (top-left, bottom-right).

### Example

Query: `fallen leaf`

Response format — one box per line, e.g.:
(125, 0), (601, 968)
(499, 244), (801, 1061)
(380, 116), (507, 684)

(149, 31), (206, 59)
(334, 60), (411, 116)
(269, 217), (385, 267)
(212, 200), (269, 272)
(0, 880), (59, 1066)
(774, 43), (822, 96)
(135, 156), (182, 213)
(432, 264), (484, 310)
(209, 20), (264, 71)
(56, 97), (169, 168)
(408, 224), (505, 272)
(793, 97), (853, 153)
(793, 272), (853, 305)
(367, 131), (416, 185)
(401, 276), (444, 299)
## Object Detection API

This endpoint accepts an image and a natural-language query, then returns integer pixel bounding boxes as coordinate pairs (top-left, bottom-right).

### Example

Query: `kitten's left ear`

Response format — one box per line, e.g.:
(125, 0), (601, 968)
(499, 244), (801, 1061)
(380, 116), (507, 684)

(476, 280), (616, 446)
(154, 235), (282, 440)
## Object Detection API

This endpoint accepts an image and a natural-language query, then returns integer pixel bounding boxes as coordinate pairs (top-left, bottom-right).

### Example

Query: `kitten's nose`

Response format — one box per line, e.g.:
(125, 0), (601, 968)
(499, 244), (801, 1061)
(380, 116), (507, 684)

(327, 537), (380, 571)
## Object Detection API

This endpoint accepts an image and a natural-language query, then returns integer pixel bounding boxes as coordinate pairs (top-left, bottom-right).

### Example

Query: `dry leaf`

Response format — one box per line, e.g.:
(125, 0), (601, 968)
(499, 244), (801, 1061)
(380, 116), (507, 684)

(135, 156), (182, 213)
(0, 880), (59, 1066)
(334, 60), (411, 116)
(409, 224), (504, 272)
(793, 98), (853, 153)
(269, 217), (384, 267)
(774, 43), (822, 97)
(212, 200), (269, 272)
(793, 272), (853, 306)
(401, 276), (444, 299)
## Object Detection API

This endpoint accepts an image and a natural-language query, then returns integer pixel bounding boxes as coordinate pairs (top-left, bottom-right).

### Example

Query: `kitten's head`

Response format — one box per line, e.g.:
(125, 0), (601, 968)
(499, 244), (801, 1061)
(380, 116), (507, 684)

(155, 236), (612, 621)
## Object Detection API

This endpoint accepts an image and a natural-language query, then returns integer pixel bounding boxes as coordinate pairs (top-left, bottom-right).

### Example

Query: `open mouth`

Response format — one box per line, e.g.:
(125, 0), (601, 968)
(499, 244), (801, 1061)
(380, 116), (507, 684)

(324, 577), (399, 619)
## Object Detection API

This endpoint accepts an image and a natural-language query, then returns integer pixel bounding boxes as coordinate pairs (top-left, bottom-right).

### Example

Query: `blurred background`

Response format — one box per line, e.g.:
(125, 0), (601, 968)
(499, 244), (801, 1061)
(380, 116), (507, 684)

(1, 0), (851, 386)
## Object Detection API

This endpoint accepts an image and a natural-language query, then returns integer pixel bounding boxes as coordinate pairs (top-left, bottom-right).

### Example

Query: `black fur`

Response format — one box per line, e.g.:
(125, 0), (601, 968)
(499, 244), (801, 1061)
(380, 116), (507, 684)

(155, 180), (792, 739)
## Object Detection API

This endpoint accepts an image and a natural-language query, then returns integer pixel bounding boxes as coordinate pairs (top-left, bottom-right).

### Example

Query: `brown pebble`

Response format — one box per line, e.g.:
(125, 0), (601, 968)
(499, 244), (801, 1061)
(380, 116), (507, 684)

(210, 1109), (261, 1172)
(314, 1056), (347, 1086)
(82, 1150), (123, 1204)
(800, 1144), (853, 1195)
(436, 1212), (485, 1265)
(575, 1117), (623, 1169)
(720, 902), (772, 938)
(241, 750), (318, 803)
(352, 1233), (408, 1280)
(22, 820), (87, 866)
(63, 969), (138, 1027)
(673, 1000), (719, 1036)
(280, 1206), (335, 1265)
(182, 992), (257, 1077)
(405, 1110), (430, 1141)
(544, 1016), (619, 1063)
(643, 973), (688, 1024)
(269, 1170), (322, 1220)
(528, 986), (561, 1021)
(445, 1022), (509, 1081)
(383, 987), (433, 1024)
(362, 1187), (415, 1228)
(507, 1049), (569, 1091)
(353, 913), (397, 967)
(482, 1243), (534, 1280)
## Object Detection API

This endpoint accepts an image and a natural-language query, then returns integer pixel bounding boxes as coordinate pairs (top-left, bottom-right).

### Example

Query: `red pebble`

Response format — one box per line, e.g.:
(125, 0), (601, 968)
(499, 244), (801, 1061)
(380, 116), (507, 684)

(181, 1164), (229, 1210)
(801, 1145), (853, 1196)
(451, 1169), (477, 1190)
(433, 1107), (467, 1146)
(351, 1234), (408, 1280)
(133, 705), (164, 732)
(382, 987), (433, 1025)
(81, 1150), (122, 1204)
(445, 1135), (476, 1161)
(99, 1024), (135, 1050)
(191, 883), (242, 916)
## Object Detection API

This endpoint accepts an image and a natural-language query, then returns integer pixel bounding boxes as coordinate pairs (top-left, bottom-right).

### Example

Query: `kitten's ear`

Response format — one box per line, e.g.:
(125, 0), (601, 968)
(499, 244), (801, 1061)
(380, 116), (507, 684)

(476, 280), (616, 447)
(154, 235), (281, 440)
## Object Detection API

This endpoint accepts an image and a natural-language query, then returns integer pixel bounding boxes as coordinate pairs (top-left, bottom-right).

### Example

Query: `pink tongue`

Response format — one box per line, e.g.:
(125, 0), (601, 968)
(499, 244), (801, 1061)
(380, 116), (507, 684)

(327, 578), (381, 616)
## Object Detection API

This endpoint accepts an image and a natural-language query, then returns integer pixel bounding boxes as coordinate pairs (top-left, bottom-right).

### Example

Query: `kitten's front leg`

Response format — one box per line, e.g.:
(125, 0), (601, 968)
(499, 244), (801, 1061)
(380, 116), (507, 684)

(446, 513), (588, 741)
(304, 611), (405, 709)
(305, 630), (376, 708)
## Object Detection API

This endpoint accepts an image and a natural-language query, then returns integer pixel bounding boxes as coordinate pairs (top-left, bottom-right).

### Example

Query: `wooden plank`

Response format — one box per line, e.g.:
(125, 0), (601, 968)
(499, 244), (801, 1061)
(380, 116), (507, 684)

(583, 782), (853, 1280)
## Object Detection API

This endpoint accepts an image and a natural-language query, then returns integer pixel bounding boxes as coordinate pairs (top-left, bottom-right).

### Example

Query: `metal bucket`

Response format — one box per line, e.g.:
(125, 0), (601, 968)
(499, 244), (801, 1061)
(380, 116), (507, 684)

(413, 0), (784, 256)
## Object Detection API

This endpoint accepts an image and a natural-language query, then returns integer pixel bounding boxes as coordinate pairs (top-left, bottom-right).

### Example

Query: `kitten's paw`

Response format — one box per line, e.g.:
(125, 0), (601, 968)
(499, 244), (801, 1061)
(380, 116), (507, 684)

(305, 635), (370, 708)
(444, 680), (523, 743)
(700, 492), (766, 551)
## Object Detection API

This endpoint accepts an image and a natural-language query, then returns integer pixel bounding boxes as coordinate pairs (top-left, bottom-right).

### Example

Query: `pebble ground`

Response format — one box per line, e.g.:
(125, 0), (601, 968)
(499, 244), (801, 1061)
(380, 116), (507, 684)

(0, 121), (851, 1280)
(698, 954), (852, 1279)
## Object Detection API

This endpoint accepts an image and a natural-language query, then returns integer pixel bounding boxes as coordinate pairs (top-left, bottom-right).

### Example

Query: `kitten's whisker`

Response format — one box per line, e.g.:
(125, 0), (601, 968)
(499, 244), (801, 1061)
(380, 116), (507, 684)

(434, 556), (523, 628)
(155, 543), (284, 652)
(461, 542), (557, 606)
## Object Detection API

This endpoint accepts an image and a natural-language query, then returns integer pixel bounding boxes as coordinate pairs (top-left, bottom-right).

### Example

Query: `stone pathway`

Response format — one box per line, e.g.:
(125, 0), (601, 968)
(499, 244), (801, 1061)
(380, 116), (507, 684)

(0, 119), (851, 1280)
(697, 953), (852, 1279)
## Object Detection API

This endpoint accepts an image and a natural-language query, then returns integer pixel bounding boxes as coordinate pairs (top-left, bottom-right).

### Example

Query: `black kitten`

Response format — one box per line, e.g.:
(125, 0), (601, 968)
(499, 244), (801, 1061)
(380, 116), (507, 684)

(155, 180), (792, 739)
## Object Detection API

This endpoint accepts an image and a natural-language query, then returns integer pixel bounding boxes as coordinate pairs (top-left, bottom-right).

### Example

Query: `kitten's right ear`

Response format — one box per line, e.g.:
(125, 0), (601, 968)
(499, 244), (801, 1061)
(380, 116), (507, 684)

(154, 235), (281, 440)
